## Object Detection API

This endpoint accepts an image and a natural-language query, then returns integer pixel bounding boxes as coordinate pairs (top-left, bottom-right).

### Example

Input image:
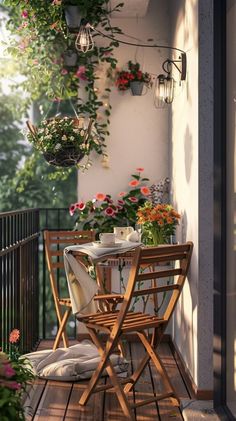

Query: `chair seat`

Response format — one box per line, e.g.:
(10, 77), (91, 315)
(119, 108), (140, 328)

(78, 311), (164, 333)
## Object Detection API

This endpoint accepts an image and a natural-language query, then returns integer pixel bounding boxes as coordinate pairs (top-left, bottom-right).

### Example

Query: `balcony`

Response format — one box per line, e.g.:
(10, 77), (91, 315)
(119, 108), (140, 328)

(0, 208), (192, 420)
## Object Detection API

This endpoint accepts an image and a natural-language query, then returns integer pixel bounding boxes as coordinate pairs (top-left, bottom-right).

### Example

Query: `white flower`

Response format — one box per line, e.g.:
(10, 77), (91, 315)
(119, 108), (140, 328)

(62, 135), (67, 140)
(54, 143), (61, 150)
(70, 136), (75, 141)
(73, 128), (80, 134)
(80, 129), (85, 137)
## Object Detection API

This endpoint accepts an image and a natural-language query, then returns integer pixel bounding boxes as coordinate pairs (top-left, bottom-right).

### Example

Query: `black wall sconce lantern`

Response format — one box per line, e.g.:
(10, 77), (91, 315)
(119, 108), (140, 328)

(155, 53), (187, 107)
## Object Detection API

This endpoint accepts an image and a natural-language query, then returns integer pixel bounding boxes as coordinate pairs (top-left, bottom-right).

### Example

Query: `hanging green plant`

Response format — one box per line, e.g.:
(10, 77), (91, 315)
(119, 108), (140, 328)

(3, 0), (124, 164)
(26, 116), (103, 169)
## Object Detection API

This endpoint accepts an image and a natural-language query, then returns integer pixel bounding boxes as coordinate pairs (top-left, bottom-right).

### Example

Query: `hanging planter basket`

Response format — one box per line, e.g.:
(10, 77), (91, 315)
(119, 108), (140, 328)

(26, 117), (93, 168)
(130, 81), (144, 96)
(62, 49), (78, 68)
(64, 5), (82, 32)
(43, 147), (85, 167)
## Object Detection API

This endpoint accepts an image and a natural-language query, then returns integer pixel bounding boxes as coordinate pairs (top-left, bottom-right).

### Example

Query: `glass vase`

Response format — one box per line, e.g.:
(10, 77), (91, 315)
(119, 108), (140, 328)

(149, 228), (166, 246)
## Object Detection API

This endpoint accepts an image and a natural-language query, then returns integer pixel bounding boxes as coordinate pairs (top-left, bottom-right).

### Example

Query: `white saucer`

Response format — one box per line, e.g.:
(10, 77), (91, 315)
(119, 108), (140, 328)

(92, 241), (123, 248)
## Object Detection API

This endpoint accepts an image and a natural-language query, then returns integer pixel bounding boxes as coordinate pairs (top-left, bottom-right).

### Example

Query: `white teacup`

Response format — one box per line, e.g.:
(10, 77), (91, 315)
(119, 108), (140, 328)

(113, 226), (134, 240)
(99, 232), (115, 244)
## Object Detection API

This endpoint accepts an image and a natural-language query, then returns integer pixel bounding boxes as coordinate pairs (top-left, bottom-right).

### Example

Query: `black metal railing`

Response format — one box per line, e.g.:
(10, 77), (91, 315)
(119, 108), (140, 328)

(0, 209), (40, 353)
(0, 207), (76, 353)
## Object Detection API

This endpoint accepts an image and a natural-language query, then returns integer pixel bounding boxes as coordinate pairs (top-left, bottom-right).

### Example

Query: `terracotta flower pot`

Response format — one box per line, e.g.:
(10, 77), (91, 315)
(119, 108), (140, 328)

(130, 81), (144, 96)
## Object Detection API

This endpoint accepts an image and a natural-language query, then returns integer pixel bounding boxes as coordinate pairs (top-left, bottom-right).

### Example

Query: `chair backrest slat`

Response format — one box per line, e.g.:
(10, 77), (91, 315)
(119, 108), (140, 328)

(44, 230), (95, 301)
(137, 267), (182, 281)
(140, 252), (187, 264)
(109, 242), (193, 339)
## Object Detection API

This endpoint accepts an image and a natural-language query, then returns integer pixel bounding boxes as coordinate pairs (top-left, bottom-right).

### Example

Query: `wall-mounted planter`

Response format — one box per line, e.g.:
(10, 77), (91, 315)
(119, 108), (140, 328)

(64, 5), (81, 32)
(130, 81), (144, 96)
(63, 49), (78, 67)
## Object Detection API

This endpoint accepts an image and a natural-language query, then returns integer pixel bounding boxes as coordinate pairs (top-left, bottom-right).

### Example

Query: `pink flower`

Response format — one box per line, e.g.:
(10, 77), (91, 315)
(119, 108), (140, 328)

(129, 196), (138, 203)
(118, 191), (127, 197)
(136, 167), (144, 172)
(129, 180), (139, 187)
(21, 10), (28, 18)
(52, 0), (61, 4)
(69, 204), (76, 216)
(32, 59), (38, 65)
(61, 68), (68, 75)
(6, 381), (21, 390)
(75, 66), (87, 81)
(4, 364), (15, 378)
(95, 193), (106, 201)
(118, 199), (125, 205)
(116, 205), (123, 210)
(104, 207), (115, 216)
(9, 329), (20, 344)
(140, 186), (151, 196)
(75, 202), (85, 211)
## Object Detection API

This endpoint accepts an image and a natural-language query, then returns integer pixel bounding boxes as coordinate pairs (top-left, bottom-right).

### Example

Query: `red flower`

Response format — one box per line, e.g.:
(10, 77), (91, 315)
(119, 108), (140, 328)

(118, 199), (125, 205)
(75, 202), (85, 211)
(129, 180), (139, 187)
(118, 191), (127, 197)
(136, 167), (144, 172)
(104, 207), (115, 216)
(61, 68), (68, 75)
(69, 204), (76, 216)
(21, 10), (28, 18)
(9, 329), (20, 344)
(140, 186), (151, 196)
(129, 197), (138, 203)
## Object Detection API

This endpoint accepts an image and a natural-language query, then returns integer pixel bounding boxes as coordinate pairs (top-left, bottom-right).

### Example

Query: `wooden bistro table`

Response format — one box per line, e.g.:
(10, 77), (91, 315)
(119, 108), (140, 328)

(65, 241), (166, 316)
(64, 241), (142, 315)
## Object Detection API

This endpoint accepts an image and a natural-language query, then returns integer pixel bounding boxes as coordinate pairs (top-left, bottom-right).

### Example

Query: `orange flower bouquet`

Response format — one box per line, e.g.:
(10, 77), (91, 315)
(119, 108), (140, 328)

(137, 202), (181, 245)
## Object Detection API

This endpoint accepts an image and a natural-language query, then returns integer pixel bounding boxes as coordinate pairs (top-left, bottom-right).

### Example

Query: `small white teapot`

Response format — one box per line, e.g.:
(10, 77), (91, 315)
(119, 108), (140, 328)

(126, 230), (140, 242)
(113, 226), (134, 240)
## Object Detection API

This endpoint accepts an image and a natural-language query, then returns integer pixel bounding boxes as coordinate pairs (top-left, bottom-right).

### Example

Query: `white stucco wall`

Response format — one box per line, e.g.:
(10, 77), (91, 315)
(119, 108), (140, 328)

(170, 0), (213, 391)
(78, 0), (170, 201)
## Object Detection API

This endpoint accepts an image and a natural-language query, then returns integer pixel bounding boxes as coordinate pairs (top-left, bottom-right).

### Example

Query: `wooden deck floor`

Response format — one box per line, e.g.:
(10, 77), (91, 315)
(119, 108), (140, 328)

(24, 340), (191, 421)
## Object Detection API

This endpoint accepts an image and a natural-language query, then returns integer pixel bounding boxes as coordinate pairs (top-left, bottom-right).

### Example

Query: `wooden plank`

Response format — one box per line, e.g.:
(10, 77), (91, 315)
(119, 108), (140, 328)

(130, 341), (160, 421)
(150, 343), (185, 420)
(33, 380), (72, 420)
(65, 380), (105, 421)
(103, 341), (134, 421)
(24, 379), (46, 420)
(158, 343), (189, 399)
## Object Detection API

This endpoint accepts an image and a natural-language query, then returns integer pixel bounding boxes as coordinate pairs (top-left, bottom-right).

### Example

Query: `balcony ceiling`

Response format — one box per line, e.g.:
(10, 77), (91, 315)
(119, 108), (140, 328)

(109, 0), (150, 17)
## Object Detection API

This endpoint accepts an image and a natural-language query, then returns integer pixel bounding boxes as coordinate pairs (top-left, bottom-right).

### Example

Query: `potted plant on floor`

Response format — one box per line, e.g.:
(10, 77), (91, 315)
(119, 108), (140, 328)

(116, 61), (152, 96)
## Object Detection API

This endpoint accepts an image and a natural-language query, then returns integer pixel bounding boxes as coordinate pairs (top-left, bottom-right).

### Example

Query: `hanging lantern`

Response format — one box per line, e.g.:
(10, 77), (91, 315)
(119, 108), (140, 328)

(164, 75), (175, 104)
(75, 23), (94, 53)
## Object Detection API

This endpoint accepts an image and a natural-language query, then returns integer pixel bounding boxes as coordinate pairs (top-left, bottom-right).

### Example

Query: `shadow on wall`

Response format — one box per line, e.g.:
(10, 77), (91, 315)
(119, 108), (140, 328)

(184, 125), (193, 184)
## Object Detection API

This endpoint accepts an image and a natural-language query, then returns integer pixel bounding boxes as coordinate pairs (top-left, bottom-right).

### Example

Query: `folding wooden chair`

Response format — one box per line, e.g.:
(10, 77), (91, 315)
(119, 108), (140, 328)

(77, 242), (193, 420)
(44, 230), (96, 350)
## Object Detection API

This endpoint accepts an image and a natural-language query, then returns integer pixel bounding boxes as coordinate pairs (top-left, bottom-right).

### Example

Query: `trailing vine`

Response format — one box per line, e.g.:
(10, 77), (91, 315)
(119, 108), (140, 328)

(3, 0), (123, 157)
